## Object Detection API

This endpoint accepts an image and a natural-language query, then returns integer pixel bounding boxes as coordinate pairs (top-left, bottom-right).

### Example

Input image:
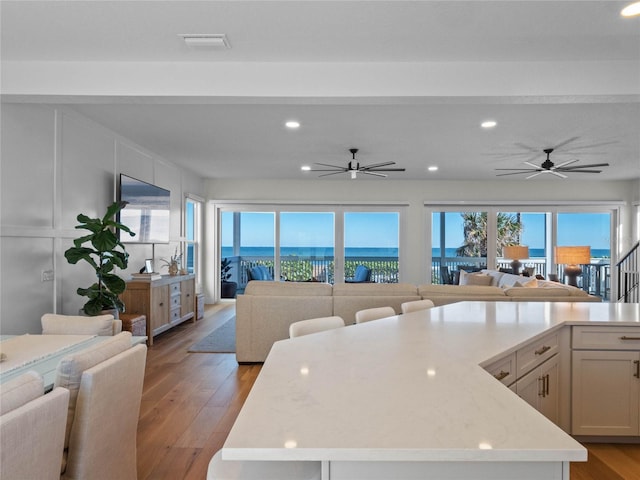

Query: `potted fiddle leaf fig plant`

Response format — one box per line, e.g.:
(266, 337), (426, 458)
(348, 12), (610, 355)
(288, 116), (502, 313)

(64, 201), (135, 317)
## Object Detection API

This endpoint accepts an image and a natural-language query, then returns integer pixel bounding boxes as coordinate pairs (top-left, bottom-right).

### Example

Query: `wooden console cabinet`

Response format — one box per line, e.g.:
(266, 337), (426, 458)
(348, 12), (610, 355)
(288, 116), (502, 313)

(120, 274), (196, 346)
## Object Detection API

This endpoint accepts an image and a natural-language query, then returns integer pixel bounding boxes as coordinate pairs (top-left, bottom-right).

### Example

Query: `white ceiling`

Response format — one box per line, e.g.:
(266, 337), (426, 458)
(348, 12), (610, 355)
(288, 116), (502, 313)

(1, 0), (639, 181)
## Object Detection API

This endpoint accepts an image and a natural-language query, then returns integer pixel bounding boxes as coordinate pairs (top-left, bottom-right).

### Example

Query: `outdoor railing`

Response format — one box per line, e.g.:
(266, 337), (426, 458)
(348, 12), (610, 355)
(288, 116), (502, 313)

(225, 255), (609, 300)
(616, 241), (639, 303)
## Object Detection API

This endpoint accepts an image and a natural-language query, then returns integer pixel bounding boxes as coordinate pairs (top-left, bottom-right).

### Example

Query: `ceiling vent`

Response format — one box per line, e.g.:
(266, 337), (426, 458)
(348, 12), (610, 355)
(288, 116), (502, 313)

(179, 34), (230, 49)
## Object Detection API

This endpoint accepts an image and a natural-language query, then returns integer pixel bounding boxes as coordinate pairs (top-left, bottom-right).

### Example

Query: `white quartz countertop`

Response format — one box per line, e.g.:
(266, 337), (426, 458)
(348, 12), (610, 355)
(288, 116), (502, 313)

(223, 302), (640, 463)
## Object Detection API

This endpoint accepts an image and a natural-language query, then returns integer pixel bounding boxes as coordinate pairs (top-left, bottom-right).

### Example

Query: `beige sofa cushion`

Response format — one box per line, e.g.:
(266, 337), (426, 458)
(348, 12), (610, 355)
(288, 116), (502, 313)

(418, 284), (506, 297)
(244, 280), (332, 296)
(54, 331), (132, 448)
(332, 283), (418, 296)
(503, 286), (571, 297)
(459, 271), (493, 286)
(41, 313), (116, 336)
(0, 371), (44, 415)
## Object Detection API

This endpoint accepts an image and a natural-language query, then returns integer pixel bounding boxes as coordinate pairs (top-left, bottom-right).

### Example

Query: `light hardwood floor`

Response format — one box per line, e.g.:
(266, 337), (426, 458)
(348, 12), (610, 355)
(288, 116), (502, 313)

(137, 303), (640, 480)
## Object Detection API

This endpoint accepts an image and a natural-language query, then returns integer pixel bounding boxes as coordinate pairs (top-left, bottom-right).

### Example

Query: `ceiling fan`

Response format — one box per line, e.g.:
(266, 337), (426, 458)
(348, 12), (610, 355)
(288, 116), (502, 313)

(495, 148), (609, 179)
(310, 148), (405, 179)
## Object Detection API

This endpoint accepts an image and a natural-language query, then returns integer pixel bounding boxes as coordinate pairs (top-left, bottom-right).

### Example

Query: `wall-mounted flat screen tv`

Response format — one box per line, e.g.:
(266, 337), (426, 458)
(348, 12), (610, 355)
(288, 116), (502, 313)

(118, 174), (170, 244)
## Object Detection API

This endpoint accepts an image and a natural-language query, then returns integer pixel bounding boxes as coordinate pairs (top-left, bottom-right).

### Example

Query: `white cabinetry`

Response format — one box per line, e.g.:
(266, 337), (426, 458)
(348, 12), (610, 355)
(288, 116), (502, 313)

(571, 326), (640, 437)
(483, 328), (569, 429)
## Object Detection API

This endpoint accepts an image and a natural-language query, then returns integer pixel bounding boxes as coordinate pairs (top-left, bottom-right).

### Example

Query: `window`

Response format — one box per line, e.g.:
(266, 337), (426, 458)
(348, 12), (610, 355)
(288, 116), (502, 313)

(344, 212), (399, 283)
(431, 211), (488, 284)
(184, 197), (202, 288)
(497, 212), (548, 277)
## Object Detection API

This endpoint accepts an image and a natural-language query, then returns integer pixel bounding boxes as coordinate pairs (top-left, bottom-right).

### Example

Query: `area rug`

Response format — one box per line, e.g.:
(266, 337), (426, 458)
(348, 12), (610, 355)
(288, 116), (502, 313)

(188, 316), (236, 353)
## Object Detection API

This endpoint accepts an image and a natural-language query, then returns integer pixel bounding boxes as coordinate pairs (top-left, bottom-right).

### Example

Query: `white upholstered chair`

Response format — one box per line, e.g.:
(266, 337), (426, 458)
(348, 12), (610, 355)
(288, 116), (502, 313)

(401, 299), (435, 314)
(355, 306), (396, 324)
(289, 316), (345, 338)
(61, 342), (147, 480)
(0, 372), (70, 480)
(41, 313), (122, 336)
(207, 450), (321, 480)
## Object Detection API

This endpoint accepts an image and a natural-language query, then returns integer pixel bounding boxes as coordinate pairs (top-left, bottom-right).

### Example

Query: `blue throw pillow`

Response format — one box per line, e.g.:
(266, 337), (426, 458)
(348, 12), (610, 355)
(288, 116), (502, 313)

(258, 265), (273, 281)
(353, 265), (370, 282)
(250, 266), (264, 280)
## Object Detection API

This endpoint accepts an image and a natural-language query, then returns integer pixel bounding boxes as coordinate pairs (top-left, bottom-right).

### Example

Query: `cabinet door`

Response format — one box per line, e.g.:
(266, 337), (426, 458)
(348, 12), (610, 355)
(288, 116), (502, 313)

(181, 278), (195, 318)
(572, 350), (640, 436)
(515, 355), (560, 425)
(538, 355), (560, 425)
(150, 285), (170, 333)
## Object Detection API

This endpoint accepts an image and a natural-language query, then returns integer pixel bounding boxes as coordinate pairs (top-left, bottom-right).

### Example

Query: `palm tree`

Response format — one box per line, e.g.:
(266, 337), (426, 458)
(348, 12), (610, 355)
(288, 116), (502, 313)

(456, 212), (522, 257)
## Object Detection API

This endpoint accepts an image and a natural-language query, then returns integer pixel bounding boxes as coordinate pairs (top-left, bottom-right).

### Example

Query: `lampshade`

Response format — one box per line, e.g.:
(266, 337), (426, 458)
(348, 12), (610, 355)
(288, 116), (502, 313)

(555, 246), (591, 265)
(503, 245), (529, 260)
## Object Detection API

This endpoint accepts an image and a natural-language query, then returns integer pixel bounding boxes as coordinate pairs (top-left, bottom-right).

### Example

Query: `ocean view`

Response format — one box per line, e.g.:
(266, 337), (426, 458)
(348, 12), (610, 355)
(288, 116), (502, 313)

(222, 247), (611, 259)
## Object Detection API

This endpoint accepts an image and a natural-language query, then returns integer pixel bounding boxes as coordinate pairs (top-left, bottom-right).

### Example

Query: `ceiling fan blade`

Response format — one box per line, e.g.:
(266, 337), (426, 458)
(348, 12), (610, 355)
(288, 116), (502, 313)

(360, 171), (387, 177)
(557, 169), (604, 174)
(552, 136), (580, 150)
(369, 168), (406, 172)
(315, 170), (347, 177)
(496, 172), (531, 177)
(313, 162), (348, 170)
(553, 158), (579, 169)
(513, 142), (540, 153)
(559, 163), (610, 170)
(495, 168), (538, 171)
(359, 161), (396, 170)
(525, 171), (547, 179)
(524, 161), (542, 169)
(549, 171), (568, 179)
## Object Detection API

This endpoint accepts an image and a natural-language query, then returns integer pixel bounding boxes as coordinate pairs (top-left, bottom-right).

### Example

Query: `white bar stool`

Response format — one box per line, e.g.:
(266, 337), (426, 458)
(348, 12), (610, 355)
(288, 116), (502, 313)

(207, 451), (321, 480)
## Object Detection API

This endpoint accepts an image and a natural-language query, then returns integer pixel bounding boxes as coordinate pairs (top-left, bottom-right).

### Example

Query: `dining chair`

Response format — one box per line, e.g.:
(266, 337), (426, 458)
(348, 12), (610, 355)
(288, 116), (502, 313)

(401, 299), (435, 314)
(0, 372), (69, 480)
(354, 306), (396, 324)
(62, 343), (147, 480)
(41, 313), (122, 336)
(289, 316), (345, 338)
(207, 450), (321, 480)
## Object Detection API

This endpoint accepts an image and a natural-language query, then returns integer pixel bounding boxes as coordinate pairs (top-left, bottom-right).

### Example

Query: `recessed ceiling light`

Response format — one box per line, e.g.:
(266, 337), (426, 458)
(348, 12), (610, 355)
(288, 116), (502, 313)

(178, 34), (230, 49)
(428, 166), (439, 172)
(621, 1), (640, 16)
(481, 120), (497, 129)
(301, 165), (311, 171)
(286, 121), (300, 129)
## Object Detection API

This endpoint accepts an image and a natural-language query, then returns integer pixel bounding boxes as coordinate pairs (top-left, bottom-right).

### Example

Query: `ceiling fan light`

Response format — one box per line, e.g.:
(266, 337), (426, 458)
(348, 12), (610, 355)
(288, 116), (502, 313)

(350, 170), (357, 179)
(621, 1), (640, 16)
(481, 120), (497, 129)
(301, 165), (311, 171)
(285, 121), (300, 129)
(428, 166), (439, 172)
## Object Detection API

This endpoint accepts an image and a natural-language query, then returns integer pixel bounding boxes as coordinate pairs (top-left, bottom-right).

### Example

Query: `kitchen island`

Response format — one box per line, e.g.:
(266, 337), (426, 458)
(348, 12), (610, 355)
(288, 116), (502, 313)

(222, 302), (640, 479)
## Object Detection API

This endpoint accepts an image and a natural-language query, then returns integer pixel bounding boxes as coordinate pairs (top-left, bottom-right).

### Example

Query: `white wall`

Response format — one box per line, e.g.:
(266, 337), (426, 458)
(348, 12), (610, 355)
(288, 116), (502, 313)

(0, 103), (204, 334)
(205, 177), (637, 300)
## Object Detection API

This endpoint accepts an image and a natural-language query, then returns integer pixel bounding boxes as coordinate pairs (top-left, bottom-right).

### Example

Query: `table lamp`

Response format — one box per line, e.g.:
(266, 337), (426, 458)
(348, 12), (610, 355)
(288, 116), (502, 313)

(555, 246), (591, 287)
(503, 245), (529, 275)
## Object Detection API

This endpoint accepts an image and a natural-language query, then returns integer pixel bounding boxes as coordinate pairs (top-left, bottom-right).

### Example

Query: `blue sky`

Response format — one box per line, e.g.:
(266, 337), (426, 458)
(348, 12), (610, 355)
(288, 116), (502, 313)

(222, 211), (610, 250)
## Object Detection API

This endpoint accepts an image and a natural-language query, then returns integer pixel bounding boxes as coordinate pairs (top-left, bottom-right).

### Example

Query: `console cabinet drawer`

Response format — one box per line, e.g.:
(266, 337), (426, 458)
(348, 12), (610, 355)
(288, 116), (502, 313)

(484, 352), (516, 386)
(516, 331), (559, 378)
(573, 326), (640, 350)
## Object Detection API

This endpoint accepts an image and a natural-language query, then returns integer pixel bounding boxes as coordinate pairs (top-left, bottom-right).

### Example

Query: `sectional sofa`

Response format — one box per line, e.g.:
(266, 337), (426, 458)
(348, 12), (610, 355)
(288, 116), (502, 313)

(235, 270), (600, 362)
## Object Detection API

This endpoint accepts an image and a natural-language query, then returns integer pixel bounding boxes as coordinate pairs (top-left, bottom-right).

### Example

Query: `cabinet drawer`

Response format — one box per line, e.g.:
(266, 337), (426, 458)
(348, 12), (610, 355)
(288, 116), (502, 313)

(484, 352), (516, 386)
(516, 331), (559, 378)
(573, 326), (640, 350)
(170, 307), (181, 323)
(171, 294), (181, 308)
(170, 283), (181, 294)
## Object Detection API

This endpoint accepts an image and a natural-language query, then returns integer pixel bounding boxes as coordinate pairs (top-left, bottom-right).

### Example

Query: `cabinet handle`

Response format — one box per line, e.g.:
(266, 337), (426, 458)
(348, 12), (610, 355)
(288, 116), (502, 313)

(159, 302), (164, 306)
(538, 377), (545, 397)
(494, 370), (509, 381)
(535, 345), (551, 356)
(620, 336), (640, 341)
(634, 360), (639, 379)
(545, 374), (550, 395)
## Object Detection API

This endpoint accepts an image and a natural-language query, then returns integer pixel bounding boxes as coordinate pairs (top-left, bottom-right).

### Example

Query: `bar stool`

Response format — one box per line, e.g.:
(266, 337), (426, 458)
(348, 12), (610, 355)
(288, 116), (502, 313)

(207, 450), (321, 480)
(355, 306), (396, 324)
(401, 299), (435, 314)
(289, 316), (345, 338)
